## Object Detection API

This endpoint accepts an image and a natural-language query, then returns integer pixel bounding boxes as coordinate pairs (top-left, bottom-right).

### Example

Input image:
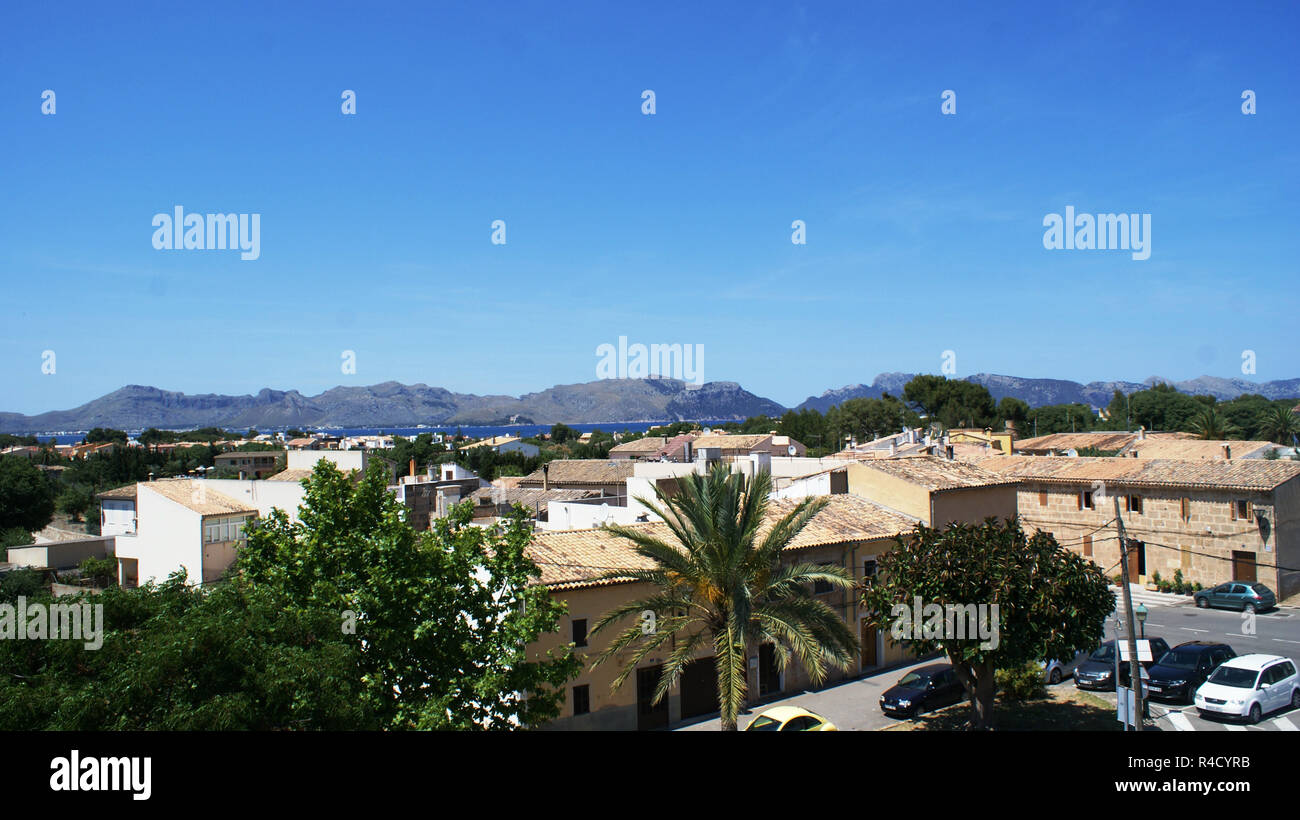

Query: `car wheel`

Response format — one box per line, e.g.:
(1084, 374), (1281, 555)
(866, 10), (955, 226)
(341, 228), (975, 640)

(1291, 689), (1300, 711)
(1196, 597), (1208, 608)
(1244, 603), (1256, 615)
(1049, 668), (1062, 685)
(1248, 703), (1262, 725)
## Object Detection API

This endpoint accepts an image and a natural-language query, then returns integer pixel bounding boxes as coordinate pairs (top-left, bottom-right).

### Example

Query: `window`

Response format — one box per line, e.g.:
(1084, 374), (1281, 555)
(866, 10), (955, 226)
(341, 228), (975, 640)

(1083, 535), (1093, 557)
(1038, 490), (1048, 507)
(572, 684), (590, 716)
(572, 618), (588, 648)
(1231, 500), (1251, 521)
(1126, 495), (1143, 514)
(1079, 491), (1094, 510)
(1180, 497), (1190, 521)
(863, 559), (878, 587)
(813, 562), (836, 595)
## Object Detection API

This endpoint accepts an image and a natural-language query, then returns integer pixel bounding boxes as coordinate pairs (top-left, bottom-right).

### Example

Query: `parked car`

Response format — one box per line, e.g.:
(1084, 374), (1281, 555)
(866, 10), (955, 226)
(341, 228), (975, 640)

(1194, 654), (1300, 724)
(879, 663), (965, 718)
(744, 706), (837, 731)
(1194, 582), (1276, 613)
(1041, 651), (1087, 684)
(1074, 637), (1171, 691)
(1145, 642), (1236, 704)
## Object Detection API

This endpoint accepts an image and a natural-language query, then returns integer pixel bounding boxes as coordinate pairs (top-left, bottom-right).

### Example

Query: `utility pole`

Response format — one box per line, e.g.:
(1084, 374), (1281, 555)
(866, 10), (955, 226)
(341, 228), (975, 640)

(1114, 497), (1144, 731)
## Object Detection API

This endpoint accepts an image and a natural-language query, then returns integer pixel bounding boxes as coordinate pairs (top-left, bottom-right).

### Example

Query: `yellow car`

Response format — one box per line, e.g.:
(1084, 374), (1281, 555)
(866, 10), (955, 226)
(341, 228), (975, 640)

(744, 706), (837, 731)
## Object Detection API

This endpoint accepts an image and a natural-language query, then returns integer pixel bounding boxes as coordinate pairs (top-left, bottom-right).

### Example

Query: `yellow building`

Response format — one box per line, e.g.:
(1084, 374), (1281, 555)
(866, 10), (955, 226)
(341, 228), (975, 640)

(526, 494), (917, 730)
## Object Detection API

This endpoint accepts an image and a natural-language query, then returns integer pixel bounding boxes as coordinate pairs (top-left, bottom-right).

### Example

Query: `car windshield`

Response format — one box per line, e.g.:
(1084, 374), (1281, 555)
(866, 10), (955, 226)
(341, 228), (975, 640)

(1157, 650), (1200, 670)
(1208, 667), (1258, 689)
(746, 716), (781, 731)
(897, 672), (927, 688)
(1089, 644), (1115, 662)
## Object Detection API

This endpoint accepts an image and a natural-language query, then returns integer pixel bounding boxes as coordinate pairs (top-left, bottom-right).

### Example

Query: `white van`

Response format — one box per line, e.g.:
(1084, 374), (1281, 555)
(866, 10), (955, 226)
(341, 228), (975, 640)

(1193, 654), (1299, 724)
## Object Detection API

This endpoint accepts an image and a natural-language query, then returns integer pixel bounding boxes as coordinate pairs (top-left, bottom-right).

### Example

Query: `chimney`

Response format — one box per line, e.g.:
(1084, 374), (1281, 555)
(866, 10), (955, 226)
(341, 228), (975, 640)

(1222, 443), (1231, 460)
(888, 442), (896, 457)
(409, 458), (416, 478)
(542, 462), (550, 491)
(1138, 426), (1146, 441)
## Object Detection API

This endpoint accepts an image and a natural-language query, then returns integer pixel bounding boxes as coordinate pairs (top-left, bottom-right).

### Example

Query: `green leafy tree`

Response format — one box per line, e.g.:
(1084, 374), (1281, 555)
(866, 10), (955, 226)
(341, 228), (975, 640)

(998, 397), (1030, 424)
(57, 483), (97, 522)
(1258, 404), (1299, 446)
(1191, 404), (1238, 440)
(862, 519), (1112, 730)
(1, 526), (35, 549)
(589, 463), (859, 731)
(239, 459), (579, 729)
(549, 423), (580, 444)
(903, 376), (996, 429)
(1128, 383), (1203, 432)
(0, 576), (372, 730)
(83, 428), (129, 445)
(0, 456), (56, 533)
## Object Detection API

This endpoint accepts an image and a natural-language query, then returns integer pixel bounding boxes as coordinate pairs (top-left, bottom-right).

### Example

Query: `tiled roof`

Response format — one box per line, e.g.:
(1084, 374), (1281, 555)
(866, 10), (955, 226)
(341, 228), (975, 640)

(1013, 432), (1138, 453)
(609, 437), (668, 454)
(693, 434), (771, 450)
(466, 435), (522, 449)
(518, 460), (635, 486)
(141, 479), (257, 515)
(265, 468), (315, 482)
(96, 484), (137, 500)
(975, 455), (1300, 492)
(855, 455), (1017, 490)
(469, 487), (602, 507)
(528, 494), (913, 591)
(1122, 439), (1279, 461)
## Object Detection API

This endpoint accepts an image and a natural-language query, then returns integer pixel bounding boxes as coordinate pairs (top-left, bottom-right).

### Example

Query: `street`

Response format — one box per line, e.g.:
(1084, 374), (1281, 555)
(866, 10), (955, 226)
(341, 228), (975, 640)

(677, 591), (1300, 732)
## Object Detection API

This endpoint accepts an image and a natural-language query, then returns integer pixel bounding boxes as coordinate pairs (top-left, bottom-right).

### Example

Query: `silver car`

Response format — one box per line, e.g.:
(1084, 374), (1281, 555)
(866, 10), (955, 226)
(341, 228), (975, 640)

(1041, 651), (1088, 684)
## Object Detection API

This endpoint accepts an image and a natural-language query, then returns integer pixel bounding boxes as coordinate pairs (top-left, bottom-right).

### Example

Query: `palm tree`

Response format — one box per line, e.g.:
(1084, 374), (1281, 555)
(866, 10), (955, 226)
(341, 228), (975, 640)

(1191, 405), (1238, 440)
(588, 463), (859, 731)
(1258, 405), (1300, 447)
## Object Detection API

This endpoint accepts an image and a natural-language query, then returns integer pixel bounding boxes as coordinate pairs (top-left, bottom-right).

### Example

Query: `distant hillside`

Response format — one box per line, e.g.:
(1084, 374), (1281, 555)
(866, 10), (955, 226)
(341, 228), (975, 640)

(4, 372), (1296, 434)
(0, 379), (785, 433)
(795, 373), (1300, 413)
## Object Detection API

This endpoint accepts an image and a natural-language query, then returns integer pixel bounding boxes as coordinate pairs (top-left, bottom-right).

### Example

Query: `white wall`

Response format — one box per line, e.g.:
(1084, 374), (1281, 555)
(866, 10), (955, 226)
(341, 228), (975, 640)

(287, 449), (367, 473)
(122, 486), (203, 586)
(540, 500), (658, 531)
(771, 472), (833, 499)
(196, 478), (307, 522)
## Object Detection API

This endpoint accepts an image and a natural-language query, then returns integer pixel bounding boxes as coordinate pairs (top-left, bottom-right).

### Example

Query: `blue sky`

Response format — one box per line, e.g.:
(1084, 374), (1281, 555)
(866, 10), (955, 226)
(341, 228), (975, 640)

(2, 0), (1297, 415)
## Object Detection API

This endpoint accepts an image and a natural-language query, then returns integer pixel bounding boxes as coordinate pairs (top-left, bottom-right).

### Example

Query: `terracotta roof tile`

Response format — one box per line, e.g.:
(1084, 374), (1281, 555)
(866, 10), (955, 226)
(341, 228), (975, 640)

(528, 494), (913, 591)
(854, 455), (1016, 490)
(975, 455), (1300, 492)
(518, 460), (635, 486)
(141, 479), (257, 515)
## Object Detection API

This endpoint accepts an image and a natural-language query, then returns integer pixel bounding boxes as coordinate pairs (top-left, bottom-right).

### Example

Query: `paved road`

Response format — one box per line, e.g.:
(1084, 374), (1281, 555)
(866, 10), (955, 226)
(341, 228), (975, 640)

(676, 656), (943, 731)
(1099, 595), (1300, 732)
(677, 594), (1300, 732)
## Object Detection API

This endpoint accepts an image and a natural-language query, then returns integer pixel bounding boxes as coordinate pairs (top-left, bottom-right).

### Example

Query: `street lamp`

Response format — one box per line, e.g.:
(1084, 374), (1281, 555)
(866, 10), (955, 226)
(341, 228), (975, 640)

(1134, 603), (1148, 638)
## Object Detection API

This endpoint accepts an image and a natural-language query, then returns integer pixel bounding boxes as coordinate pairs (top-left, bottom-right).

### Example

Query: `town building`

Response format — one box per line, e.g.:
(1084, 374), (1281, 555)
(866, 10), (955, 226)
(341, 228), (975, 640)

(977, 455), (1300, 599)
(527, 494), (919, 730)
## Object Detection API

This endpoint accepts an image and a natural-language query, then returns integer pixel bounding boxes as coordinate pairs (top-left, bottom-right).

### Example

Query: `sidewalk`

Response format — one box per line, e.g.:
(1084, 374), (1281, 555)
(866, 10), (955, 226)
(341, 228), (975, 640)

(1110, 583), (1194, 610)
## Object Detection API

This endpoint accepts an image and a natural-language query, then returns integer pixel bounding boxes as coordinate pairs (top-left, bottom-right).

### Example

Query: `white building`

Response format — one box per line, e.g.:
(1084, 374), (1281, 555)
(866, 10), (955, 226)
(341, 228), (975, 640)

(114, 479), (257, 588)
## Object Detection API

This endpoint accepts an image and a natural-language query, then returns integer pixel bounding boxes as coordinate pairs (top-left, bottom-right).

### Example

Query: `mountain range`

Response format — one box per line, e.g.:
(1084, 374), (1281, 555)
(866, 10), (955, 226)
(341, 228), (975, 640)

(3, 374), (1298, 434)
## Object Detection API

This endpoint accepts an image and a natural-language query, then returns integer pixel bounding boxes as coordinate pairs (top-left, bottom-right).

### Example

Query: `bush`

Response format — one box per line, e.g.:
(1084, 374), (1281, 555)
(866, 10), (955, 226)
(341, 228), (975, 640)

(0, 567), (47, 604)
(78, 556), (117, 588)
(996, 662), (1046, 702)
(1, 526), (34, 549)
